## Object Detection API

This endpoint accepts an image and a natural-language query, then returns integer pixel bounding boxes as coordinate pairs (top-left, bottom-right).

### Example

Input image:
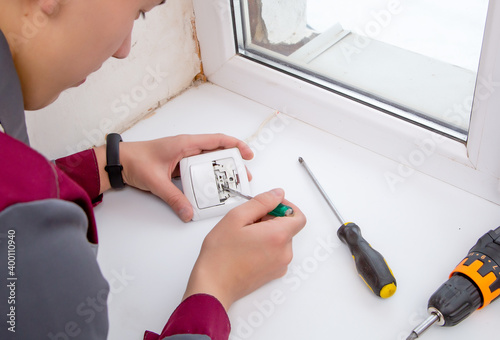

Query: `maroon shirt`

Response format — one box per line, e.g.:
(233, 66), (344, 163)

(0, 129), (230, 340)
(0, 25), (230, 338)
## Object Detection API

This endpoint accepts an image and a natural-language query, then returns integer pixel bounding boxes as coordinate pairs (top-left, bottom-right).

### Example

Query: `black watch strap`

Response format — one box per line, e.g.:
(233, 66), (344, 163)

(104, 133), (125, 189)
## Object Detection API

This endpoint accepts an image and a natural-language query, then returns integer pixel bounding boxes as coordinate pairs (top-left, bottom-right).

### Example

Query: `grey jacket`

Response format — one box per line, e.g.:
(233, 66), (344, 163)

(0, 30), (210, 340)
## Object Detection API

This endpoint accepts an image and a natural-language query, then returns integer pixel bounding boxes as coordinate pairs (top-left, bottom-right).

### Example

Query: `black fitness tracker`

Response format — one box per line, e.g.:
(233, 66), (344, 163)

(104, 133), (125, 189)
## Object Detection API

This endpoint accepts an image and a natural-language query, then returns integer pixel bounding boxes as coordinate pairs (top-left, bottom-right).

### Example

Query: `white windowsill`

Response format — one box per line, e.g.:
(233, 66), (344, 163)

(95, 83), (500, 340)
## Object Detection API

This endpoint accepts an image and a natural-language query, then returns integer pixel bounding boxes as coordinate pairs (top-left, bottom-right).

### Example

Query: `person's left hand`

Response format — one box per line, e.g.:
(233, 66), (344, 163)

(95, 134), (254, 222)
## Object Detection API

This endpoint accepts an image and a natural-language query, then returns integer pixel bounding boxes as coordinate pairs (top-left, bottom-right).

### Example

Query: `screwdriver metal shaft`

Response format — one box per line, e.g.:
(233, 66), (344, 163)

(298, 157), (345, 223)
(222, 185), (254, 200)
(222, 185), (294, 217)
(298, 156), (397, 298)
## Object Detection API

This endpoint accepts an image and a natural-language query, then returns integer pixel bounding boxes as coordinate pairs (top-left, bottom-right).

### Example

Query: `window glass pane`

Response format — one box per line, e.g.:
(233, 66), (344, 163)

(233, 0), (489, 141)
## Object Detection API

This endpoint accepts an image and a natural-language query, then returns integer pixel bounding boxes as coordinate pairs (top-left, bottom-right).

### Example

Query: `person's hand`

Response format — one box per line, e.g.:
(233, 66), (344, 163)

(182, 188), (307, 311)
(94, 134), (253, 222)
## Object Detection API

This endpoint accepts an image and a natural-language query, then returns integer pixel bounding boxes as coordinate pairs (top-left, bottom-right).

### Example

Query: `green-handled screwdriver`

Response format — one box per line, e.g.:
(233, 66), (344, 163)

(299, 157), (397, 298)
(222, 185), (294, 217)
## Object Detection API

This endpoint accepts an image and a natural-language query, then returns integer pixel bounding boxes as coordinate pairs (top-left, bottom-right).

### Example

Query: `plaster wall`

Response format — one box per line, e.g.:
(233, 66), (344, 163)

(26, 0), (201, 159)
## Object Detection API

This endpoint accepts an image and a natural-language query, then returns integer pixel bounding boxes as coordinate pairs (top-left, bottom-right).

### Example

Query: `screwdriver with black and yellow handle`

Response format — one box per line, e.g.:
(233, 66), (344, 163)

(298, 157), (397, 298)
(406, 226), (500, 339)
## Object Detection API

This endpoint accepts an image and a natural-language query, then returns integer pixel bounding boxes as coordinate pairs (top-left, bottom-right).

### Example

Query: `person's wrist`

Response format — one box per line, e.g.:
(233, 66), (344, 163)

(118, 141), (132, 186)
(183, 263), (234, 312)
(93, 145), (111, 193)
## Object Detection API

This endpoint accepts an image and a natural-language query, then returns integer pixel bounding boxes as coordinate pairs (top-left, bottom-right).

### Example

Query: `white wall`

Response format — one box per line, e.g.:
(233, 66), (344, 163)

(26, 0), (201, 160)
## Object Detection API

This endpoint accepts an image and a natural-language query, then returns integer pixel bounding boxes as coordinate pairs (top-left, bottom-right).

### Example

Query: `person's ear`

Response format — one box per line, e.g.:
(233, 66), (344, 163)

(38, 0), (60, 16)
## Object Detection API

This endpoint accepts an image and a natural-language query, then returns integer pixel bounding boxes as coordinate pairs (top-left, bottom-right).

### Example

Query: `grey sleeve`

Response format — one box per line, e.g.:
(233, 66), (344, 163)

(0, 200), (109, 339)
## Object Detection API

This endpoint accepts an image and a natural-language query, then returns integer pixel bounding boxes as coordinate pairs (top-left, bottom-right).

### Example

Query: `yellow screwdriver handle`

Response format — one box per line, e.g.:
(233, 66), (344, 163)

(338, 222), (397, 298)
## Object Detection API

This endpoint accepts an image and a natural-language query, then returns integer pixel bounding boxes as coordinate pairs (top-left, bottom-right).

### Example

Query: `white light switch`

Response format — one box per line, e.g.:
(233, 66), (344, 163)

(180, 148), (251, 221)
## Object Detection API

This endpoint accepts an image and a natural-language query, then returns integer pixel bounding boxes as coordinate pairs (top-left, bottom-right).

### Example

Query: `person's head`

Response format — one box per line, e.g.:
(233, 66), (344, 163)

(0, 0), (165, 110)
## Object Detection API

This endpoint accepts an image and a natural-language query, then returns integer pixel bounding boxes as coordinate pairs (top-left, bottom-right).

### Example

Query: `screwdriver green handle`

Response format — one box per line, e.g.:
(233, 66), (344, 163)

(268, 203), (294, 217)
(338, 222), (397, 298)
(222, 185), (294, 217)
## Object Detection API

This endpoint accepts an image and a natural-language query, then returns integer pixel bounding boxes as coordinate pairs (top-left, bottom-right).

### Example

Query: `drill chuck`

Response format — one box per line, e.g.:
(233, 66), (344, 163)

(427, 274), (482, 327)
(406, 227), (500, 339)
(451, 228), (500, 309)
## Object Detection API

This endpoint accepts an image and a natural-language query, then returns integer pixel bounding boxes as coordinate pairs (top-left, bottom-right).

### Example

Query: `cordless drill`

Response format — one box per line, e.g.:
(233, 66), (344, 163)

(406, 226), (500, 339)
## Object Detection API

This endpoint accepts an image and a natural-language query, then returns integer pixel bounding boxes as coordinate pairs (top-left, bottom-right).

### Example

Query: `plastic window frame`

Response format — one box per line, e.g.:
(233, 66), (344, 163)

(192, 0), (500, 205)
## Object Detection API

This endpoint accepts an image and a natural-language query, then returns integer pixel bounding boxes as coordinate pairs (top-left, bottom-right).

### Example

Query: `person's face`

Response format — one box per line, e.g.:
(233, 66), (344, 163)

(16, 0), (165, 110)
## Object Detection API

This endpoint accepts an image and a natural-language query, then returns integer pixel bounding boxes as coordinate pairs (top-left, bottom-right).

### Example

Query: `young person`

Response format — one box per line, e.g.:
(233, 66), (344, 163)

(0, 0), (307, 339)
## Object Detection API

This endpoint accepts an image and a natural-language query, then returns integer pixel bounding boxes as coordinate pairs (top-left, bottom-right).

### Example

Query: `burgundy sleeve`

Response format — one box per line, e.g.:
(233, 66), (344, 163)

(55, 149), (103, 205)
(144, 294), (231, 340)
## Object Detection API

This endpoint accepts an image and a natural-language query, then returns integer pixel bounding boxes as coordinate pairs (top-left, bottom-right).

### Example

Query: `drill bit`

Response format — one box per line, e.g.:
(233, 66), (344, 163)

(406, 313), (440, 340)
(406, 333), (418, 340)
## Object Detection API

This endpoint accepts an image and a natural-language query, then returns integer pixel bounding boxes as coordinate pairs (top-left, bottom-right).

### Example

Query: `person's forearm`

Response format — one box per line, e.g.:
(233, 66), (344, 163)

(93, 144), (112, 194)
(55, 148), (103, 204)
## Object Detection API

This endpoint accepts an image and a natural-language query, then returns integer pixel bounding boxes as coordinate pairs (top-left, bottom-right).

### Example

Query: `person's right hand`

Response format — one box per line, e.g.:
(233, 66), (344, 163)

(182, 188), (307, 311)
